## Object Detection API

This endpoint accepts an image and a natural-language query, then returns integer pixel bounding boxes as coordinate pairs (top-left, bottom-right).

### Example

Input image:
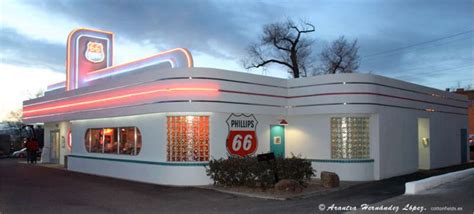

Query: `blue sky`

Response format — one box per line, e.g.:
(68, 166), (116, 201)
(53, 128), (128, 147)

(0, 0), (473, 120)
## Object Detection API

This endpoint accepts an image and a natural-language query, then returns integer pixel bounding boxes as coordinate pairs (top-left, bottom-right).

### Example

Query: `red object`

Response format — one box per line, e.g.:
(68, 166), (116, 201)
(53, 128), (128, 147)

(279, 119), (288, 126)
(226, 131), (257, 157)
(23, 85), (218, 119)
(68, 130), (72, 149)
(27, 140), (39, 151)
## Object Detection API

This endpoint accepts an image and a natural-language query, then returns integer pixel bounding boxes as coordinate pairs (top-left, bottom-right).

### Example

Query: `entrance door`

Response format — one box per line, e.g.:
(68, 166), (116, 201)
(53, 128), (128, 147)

(50, 130), (60, 163)
(270, 125), (285, 158)
(418, 118), (430, 169)
(461, 129), (467, 163)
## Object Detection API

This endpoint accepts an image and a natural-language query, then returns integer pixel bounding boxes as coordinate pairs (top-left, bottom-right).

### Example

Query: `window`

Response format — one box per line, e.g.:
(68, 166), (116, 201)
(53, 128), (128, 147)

(89, 129), (103, 153)
(331, 117), (370, 159)
(103, 128), (118, 154)
(167, 116), (209, 162)
(85, 127), (141, 155)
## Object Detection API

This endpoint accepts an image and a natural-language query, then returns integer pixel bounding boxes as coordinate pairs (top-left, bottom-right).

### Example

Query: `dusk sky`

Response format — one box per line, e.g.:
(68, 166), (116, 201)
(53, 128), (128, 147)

(0, 0), (473, 121)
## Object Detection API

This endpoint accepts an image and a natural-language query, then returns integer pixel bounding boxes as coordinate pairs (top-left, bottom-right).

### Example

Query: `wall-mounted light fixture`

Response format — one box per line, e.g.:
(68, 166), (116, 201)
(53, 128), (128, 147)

(425, 108), (435, 112)
(279, 119), (288, 126)
(422, 137), (429, 147)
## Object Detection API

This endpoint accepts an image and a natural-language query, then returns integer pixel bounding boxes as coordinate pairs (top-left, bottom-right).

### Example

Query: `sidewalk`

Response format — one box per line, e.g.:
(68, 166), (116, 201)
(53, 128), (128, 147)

(17, 159), (66, 170)
(198, 179), (363, 200)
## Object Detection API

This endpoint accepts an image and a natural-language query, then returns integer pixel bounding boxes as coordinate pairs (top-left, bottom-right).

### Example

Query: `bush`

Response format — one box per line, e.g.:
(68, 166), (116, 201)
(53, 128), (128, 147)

(206, 155), (315, 189)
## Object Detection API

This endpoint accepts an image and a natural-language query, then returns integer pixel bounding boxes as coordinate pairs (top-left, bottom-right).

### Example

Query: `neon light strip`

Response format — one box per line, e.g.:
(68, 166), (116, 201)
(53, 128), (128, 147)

(67, 130), (72, 149)
(22, 99), (465, 121)
(23, 87), (218, 117)
(49, 48), (192, 91)
(85, 48), (192, 81)
(85, 59), (175, 82)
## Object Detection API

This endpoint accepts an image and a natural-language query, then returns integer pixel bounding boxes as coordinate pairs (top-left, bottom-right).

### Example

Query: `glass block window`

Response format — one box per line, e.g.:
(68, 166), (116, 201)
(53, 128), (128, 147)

(331, 117), (370, 159)
(167, 116), (209, 162)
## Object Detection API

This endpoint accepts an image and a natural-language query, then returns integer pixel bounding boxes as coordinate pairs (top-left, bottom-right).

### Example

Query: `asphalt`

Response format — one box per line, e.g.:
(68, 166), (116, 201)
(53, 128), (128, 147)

(348, 174), (474, 213)
(0, 159), (473, 214)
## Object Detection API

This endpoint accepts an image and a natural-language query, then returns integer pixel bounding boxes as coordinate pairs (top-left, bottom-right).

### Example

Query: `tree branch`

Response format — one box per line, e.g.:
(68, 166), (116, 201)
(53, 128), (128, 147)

(247, 59), (293, 70)
(272, 38), (291, 52)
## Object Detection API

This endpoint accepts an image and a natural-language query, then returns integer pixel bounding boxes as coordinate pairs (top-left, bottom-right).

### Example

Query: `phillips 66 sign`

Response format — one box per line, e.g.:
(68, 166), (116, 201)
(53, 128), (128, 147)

(226, 113), (258, 157)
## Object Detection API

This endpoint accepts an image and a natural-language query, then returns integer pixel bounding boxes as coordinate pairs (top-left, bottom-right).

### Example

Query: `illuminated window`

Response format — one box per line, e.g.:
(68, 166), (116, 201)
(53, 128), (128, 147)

(118, 127), (141, 155)
(89, 129), (103, 153)
(85, 127), (141, 155)
(331, 117), (370, 159)
(167, 116), (209, 162)
(103, 128), (118, 154)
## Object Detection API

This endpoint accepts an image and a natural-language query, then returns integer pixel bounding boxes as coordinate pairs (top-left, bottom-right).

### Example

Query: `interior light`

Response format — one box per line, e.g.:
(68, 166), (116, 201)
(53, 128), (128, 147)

(186, 116), (195, 124)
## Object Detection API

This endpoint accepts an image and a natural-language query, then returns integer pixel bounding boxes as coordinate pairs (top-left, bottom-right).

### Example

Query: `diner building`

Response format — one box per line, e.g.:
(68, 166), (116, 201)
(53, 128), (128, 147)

(23, 28), (469, 185)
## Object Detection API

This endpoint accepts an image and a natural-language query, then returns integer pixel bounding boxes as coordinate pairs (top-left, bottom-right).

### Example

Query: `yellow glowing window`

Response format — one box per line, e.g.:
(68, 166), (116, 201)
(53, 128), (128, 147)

(85, 127), (141, 155)
(167, 116), (209, 162)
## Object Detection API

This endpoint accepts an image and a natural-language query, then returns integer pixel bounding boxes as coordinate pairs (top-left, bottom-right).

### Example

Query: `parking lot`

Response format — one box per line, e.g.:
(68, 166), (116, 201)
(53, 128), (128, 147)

(1, 159), (473, 213)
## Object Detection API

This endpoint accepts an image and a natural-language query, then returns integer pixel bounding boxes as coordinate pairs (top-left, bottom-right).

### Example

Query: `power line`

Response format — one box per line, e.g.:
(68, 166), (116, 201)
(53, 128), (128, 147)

(424, 78), (474, 85)
(361, 30), (474, 59)
(360, 36), (473, 64)
(392, 65), (474, 79)
(403, 62), (473, 73)
(364, 61), (474, 75)
(368, 62), (474, 75)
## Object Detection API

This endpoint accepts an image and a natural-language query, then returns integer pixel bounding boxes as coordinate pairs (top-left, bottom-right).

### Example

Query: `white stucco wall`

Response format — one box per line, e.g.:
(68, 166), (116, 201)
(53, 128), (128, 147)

(285, 114), (377, 181)
(68, 112), (281, 185)
(26, 68), (467, 185)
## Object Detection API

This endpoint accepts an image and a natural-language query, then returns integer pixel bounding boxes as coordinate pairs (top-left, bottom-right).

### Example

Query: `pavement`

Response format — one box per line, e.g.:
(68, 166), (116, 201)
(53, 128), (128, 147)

(0, 158), (473, 214)
(348, 174), (474, 213)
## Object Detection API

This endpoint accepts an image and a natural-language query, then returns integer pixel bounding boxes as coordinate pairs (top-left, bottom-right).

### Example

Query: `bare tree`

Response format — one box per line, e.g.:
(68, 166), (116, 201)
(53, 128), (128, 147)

(243, 19), (315, 78)
(27, 88), (45, 99)
(320, 36), (360, 74)
(3, 110), (41, 140)
(7, 109), (23, 122)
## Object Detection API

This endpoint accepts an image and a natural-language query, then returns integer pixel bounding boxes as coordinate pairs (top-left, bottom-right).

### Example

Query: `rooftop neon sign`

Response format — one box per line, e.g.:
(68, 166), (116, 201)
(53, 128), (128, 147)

(47, 28), (194, 91)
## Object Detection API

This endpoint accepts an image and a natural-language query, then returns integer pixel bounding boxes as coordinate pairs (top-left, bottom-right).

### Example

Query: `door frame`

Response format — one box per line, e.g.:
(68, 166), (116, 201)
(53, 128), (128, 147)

(50, 130), (60, 163)
(270, 125), (285, 158)
(418, 118), (430, 170)
(461, 129), (467, 163)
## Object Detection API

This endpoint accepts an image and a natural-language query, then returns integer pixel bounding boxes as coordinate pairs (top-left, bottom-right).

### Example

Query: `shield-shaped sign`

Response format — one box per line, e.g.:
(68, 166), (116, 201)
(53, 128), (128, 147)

(85, 41), (105, 63)
(226, 113), (258, 157)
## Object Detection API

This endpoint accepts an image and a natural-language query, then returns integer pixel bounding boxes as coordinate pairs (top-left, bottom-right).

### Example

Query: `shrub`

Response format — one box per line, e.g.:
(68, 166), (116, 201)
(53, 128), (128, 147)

(206, 155), (315, 189)
(274, 155), (315, 186)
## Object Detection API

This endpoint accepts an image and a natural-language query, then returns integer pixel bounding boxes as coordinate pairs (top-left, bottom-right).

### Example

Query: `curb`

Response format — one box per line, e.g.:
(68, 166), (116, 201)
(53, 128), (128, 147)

(405, 168), (474, 194)
(18, 160), (68, 171)
(197, 182), (363, 201)
(197, 187), (287, 201)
